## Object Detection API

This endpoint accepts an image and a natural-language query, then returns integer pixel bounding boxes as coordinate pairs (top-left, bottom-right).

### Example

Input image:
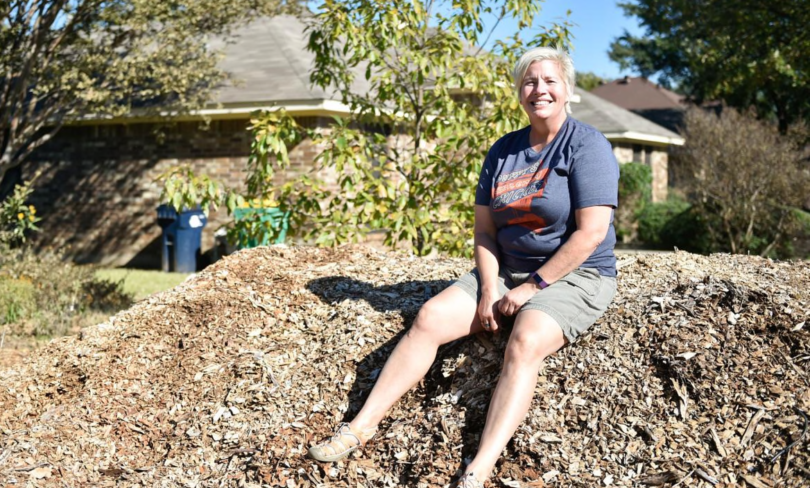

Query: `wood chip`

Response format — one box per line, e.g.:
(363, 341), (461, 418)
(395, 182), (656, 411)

(709, 427), (728, 458)
(0, 247), (808, 486)
(741, 408), (767, 447)
(743, 474), (770, 488)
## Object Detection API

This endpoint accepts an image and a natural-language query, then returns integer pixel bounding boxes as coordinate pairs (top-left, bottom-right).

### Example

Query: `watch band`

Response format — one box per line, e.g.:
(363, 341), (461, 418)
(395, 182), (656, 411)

(530, 271), (549, 290)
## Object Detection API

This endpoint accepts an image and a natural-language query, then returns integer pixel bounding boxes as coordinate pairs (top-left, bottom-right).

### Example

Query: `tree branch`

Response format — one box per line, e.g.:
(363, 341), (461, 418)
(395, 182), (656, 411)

(759, 214), (786, 257)
(10, 117), (69, 173)
(475, 7), (507, 56)
(3, 0), (66, 143)
(2, 95), (67, 171)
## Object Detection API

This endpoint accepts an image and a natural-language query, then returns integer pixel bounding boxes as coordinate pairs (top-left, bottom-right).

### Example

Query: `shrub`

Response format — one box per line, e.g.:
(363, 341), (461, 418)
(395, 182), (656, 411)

(82, 277), (135, 313)
(0, 245), (133, 337)
(638, 197), (710, 253)
(615, 162), (652, 244)
(786, 208), (810, 259)
(673, 107), (809, 257)
(0, 277), (37, 327)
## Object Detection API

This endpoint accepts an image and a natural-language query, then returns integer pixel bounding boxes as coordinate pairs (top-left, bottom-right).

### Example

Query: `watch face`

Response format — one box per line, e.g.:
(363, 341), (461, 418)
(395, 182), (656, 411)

(531, 272), (543, 284)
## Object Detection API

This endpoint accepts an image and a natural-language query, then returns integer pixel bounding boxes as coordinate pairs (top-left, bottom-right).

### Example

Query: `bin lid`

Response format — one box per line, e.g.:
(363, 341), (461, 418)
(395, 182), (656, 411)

(156, 204), (178, 220)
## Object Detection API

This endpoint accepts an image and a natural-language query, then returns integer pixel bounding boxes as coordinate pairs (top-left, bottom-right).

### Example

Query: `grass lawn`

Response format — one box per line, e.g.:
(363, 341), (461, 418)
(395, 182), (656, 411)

(95, 268), (191, 301)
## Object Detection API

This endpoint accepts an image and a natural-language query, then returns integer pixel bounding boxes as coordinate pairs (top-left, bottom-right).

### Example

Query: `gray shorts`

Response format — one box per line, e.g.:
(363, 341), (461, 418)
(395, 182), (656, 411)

(452, 267), (616, 343)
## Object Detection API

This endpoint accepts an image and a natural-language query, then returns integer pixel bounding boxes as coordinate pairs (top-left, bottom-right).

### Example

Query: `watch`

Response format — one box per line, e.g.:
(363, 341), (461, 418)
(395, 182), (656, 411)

(530, 271), (549, 290)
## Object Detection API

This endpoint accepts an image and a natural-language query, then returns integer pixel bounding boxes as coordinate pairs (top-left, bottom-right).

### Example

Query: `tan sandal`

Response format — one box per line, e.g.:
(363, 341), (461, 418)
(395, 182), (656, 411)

(308, 423), (376, 462)
(454, 472), (485, 488)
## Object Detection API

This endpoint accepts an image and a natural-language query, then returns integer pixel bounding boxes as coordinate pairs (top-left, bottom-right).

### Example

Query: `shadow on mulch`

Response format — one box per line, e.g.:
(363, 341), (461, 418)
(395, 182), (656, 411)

(306, 276), (509, 483)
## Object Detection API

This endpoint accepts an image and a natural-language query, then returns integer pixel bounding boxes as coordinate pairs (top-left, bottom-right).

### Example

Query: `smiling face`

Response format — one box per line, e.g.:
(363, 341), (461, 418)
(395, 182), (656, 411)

(519, 60), (569, 128)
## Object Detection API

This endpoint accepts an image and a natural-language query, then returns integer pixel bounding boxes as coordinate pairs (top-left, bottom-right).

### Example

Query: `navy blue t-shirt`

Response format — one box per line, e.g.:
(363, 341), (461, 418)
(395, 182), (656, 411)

(475, 117), (619, 277)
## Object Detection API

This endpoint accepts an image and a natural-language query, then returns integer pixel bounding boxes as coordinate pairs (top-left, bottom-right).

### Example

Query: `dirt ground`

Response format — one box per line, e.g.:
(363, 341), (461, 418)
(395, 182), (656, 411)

(0, 246), (808, 487)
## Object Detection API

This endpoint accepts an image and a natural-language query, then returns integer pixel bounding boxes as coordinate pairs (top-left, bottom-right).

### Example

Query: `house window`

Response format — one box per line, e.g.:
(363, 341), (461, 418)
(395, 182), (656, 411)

(632, 144), (654, 165)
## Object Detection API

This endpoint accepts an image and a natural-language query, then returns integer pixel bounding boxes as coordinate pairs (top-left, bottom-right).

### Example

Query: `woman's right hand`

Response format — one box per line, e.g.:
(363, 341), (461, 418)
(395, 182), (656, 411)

(477, 290), (502, 333)
(473, 204), (501, 333)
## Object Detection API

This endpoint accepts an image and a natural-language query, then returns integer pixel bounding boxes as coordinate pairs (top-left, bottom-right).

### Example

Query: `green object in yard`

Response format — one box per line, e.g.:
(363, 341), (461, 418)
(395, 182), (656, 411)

(233, 207), (290, 248)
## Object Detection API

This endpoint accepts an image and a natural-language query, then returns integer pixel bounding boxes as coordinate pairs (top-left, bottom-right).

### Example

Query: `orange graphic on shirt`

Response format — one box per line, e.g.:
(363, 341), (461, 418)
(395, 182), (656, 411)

(492, 167), (549, 233)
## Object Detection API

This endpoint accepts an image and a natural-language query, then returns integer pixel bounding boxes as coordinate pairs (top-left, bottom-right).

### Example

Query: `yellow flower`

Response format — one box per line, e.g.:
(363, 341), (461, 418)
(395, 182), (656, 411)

(17, 213), (24, 220)
(29, 205), (36, 215)
(29, 215), (35, 222)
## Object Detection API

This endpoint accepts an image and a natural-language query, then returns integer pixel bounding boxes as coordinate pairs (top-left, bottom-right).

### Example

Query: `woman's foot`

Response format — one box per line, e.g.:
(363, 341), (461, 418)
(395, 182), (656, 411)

(307, 423), (377, 462)
(454, 471), (485, 488)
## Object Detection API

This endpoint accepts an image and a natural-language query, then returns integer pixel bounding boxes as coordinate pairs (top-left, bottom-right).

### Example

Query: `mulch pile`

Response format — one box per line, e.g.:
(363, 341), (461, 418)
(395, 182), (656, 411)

(1, 246), (808, 487)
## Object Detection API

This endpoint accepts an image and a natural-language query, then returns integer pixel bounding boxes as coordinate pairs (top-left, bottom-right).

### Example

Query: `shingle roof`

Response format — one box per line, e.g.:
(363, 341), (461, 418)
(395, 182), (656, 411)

(591, 77), (684, 111)
(206, 16), (681, 145)
(573, 89), (683, 144)
(209, 15), (370, 107)
(590, 77), (686, 133)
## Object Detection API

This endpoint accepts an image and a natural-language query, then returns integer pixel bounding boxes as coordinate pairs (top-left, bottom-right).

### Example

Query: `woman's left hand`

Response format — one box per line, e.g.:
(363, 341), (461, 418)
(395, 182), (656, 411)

(498, 283), (538, 316)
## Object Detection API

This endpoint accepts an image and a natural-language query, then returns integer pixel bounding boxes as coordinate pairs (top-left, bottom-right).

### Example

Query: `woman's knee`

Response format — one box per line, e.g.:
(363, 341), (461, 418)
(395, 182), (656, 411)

(409, 299), (449, 337)
(406, 287), (477, 344)
(504, 329), (547, 365)
(504, 319), (565, 365)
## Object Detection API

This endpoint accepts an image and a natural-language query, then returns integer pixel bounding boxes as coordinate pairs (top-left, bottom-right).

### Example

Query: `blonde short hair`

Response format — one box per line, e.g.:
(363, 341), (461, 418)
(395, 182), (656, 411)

(513, 46), (575, 114)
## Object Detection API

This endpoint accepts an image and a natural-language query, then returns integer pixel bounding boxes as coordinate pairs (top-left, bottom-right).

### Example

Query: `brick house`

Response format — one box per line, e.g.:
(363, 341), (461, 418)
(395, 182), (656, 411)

(571, 89), (683, 202)
(26, 15), (682, 268)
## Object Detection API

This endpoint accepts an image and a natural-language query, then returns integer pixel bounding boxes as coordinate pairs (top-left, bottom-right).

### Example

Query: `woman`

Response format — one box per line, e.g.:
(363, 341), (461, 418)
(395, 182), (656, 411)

(308, 46), (619, 488)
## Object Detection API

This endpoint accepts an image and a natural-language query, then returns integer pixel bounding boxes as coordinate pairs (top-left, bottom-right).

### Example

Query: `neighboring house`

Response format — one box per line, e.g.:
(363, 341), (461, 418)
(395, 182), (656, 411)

(572, 89), (683, 202)
(591, 76), (685, 134)
(27, 15), (353, 268)
(26, 15), (682, 268)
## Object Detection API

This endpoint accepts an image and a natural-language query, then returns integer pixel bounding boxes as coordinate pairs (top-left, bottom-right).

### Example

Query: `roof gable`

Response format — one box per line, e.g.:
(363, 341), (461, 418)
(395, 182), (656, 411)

(573, 89), (683, 144)
(591, 76), (684, 111)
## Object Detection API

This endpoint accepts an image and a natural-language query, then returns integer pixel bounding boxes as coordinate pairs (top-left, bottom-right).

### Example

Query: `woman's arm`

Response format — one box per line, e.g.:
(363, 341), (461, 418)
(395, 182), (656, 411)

(474, 204), (503, 331)
(497, 205), (612, 316)
(533, 205), (612, 282)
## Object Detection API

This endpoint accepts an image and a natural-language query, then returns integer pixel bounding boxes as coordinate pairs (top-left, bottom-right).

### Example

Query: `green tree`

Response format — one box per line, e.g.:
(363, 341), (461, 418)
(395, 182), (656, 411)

(609, 0), (810, 133)
(0, 0), (299, 183)
(575, 71), (608, 91)
(672, 107), (808, 257)
(250, 0), (572, 256)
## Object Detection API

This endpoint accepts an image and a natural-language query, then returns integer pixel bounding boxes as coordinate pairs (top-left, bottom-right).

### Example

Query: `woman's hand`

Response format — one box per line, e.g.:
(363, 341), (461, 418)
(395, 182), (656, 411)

(498, 283), (538, 316)
(477, 290), (502, 332)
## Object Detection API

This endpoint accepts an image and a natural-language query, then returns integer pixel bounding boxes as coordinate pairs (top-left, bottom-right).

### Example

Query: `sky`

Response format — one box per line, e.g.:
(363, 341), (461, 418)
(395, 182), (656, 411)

(484, 0), (647, 81)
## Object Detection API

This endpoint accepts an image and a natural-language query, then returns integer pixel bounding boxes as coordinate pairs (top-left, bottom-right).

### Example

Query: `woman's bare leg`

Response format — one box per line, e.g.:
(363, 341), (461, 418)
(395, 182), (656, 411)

(463, 309), (567, 480)
(349, 286), (483, 431)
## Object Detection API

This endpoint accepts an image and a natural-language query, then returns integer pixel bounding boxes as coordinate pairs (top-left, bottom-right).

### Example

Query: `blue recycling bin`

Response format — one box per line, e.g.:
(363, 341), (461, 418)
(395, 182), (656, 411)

(156, 205), (207, 273)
